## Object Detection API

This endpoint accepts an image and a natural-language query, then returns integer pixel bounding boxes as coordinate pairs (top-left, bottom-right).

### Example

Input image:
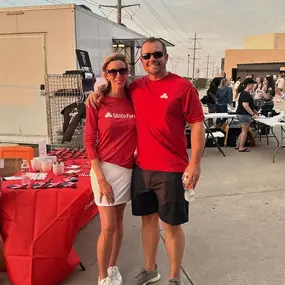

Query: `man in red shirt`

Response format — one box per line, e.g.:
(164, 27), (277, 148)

(87, 37), (205, 285)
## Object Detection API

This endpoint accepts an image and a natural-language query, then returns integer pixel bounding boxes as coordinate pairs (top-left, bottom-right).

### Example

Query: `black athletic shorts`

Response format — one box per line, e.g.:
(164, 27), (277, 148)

(131, 165), (189, 225)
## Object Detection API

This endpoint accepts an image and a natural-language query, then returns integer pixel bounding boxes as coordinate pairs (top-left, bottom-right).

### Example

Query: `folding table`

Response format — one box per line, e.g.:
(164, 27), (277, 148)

(254, 117), (285, 162)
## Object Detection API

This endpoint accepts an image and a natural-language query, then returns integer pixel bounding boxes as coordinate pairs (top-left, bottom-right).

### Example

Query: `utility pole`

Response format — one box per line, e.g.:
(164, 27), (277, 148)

(189, 33), (202, 80)
(117, 0), (122, 24)
(187, 54), (190, 78)
(212, 62), (215, 78)
(99, 0), (140, 24)
(205, 54), (212, 79)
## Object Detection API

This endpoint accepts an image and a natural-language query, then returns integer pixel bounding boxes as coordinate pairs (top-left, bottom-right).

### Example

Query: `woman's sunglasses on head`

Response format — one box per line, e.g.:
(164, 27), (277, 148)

(141, 51), (165, 60)
(107, 68), (128, 76)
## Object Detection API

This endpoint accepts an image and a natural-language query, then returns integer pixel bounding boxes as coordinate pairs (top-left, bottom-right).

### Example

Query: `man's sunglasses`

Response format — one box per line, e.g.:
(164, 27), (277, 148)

(106, 68), (128, 76)
(141, 51), (165, 60)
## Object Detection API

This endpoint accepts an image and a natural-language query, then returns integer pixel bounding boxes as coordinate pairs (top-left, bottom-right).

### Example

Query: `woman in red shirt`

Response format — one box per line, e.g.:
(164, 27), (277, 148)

(85, 54), (136, 285)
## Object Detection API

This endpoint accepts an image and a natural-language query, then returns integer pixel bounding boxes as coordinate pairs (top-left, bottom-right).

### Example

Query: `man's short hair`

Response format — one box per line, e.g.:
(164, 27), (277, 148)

(246, 73), (254, 79)
(243, 78), (256, 87)
(141, 37), (167, 54)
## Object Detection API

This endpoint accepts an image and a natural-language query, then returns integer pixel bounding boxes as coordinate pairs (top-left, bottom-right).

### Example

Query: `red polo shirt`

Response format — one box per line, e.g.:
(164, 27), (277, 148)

(129, 73), (204, 172)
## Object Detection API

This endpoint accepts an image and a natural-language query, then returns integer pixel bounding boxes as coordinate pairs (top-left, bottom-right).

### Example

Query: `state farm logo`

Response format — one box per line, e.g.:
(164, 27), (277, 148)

(105, 112), (135, 119)
(160, 93), (168, 99)
(105, 112), (113, 118)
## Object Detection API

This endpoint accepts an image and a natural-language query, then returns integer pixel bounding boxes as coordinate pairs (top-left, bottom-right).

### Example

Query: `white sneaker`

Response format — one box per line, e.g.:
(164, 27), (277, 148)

(108, 266), (122, 285)
(98, 277), (113, 285)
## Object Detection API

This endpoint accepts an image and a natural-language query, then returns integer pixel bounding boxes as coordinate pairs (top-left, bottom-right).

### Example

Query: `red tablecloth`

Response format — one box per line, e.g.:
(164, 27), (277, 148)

(0, 158), (98, 285)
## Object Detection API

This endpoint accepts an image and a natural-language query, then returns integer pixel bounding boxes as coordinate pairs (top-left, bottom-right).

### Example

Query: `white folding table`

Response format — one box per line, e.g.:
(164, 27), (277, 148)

(204, 113), (237, 120)
(254, 117), (285, 162)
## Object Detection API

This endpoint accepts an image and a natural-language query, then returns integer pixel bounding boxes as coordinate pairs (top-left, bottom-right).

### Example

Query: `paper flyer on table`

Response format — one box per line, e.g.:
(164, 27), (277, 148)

(38, 140), (47, 158)
(4, 176), (22, 181)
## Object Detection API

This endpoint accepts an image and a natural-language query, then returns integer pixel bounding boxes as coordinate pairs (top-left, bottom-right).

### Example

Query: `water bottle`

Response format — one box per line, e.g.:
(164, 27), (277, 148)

(21, 160), (30, 187)
(183, 174), (195, 202)
(185, 189), (195, 202)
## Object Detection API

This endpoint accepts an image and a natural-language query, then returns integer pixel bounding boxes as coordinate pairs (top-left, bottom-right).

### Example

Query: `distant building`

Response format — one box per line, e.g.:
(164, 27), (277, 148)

(224, 33), (285, 80)
(236, 62), (285, 80)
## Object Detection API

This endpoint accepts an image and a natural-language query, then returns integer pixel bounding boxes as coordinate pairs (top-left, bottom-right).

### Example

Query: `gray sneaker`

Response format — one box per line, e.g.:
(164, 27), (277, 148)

(134, 266), (161, 285)
(168, 279), (184, 285)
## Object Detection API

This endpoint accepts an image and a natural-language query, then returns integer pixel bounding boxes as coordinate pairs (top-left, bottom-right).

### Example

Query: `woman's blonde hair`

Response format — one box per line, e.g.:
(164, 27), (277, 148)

(220, 78), (230, 88)
(100, 53), (129, 93)
(102, 53), (129, 73)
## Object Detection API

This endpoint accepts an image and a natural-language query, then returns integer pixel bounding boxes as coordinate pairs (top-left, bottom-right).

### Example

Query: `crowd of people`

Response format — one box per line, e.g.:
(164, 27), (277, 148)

(205, 72), (285, 152)
(232, 73), (285, 104)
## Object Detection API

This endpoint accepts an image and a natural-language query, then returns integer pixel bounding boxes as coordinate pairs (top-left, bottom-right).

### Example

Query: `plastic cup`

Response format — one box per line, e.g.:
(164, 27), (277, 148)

(31, 158), (41, 172)
(52, 162), (65, 176)
(41, 159), (52, 173)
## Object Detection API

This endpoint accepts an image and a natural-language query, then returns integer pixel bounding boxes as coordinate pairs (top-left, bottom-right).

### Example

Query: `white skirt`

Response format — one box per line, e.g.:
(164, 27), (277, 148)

(90, 161), (132, 207)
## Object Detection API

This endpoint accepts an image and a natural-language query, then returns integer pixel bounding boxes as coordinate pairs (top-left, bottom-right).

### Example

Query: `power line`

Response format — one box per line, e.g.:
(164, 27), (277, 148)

(160, 0), (189, 39)
(4, 0), (16, 5)
(122, 2), (140, 19)
(80, 0), (116, 18)
(80, 0), (133, 20)
(50, 0), (142, 28)
(125, 6), (160, 37)
(81, 1), (164, 43)
(141, 0), (189, 51)
(44, 0), (62, 4)
(126, 9), (149, 35)
(48, 0), (189, 57)
(40, 0), (190, 75)
(124, 8), (151, 35)
(99, 0), (140, 25)
(189, 33), (202, 80)
(204, 54), (212, 79)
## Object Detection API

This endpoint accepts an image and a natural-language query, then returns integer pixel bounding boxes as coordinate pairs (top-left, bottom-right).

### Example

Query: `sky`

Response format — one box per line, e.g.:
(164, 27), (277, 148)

(1, 0), (285, 77)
